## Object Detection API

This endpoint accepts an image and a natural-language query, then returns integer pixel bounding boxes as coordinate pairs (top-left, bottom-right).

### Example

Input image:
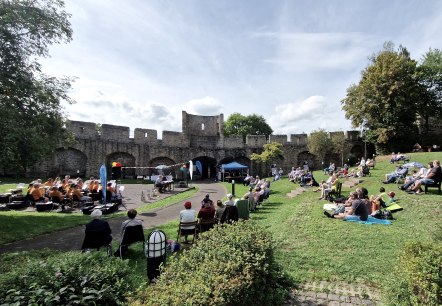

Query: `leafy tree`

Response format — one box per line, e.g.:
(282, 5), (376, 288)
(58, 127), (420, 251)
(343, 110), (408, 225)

(0, 0), (74, 174)
(331, 132), (350, 167)
(416, 48), (442, 137)
(224, 113), (273, 142)
(307, 129), (333, 164)
(250, 142), (283, 163)
(341, 42), (421, 153)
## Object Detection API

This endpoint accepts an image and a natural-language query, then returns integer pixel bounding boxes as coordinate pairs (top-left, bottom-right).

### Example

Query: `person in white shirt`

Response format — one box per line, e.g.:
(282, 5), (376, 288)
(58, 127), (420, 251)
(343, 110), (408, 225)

(179, 201), (196, 243)
(224, 193), (236, 206)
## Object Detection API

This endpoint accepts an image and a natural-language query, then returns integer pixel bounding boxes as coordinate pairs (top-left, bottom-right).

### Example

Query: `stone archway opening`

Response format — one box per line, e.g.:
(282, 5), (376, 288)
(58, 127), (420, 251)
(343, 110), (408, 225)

(192, 156), (217, 179)
(106, 152), (136, 179)
(52, 148), (87, 178)
(148, 157), (177, 177)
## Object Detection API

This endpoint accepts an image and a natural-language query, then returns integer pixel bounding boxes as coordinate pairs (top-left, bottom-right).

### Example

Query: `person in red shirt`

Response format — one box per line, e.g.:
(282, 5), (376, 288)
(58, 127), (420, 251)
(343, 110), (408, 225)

(197, 202), (215, 232)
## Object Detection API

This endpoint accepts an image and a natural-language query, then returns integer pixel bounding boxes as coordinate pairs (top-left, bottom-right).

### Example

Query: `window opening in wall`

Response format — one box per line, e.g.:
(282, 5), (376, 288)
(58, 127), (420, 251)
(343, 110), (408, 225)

(80, 127), (85, 133)
(145, 132), (148, 138)
(201, 123), (205, 130)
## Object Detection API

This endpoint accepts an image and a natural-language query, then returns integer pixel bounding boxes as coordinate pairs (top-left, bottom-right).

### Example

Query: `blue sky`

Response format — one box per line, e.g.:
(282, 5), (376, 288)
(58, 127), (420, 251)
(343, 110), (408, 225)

(42, 0), (442, 137)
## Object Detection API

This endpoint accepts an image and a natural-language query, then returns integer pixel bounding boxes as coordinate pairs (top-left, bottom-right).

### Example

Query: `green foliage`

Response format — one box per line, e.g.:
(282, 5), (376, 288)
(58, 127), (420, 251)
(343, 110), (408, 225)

(223, 113), (273, 142)
(384, 241), (442, 306)
(331, 132), (350, 167)
(416, 48), (442, 138)
(0, 251), (132, 305)
(0, 0), (75, 174)
(131, 221), (292, 306)
(307, 129), (333, 162)
(250, 141), (283, 163)
(341, 42), (421, 153)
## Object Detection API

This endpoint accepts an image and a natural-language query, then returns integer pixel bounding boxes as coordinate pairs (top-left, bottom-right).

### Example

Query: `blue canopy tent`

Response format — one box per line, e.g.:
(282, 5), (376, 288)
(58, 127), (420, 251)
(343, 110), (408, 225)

(221, 162), (248, 182)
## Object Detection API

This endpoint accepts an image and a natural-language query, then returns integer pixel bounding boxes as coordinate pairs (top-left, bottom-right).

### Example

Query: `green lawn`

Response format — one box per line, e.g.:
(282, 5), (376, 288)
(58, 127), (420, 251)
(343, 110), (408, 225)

(0, 188), (198, 245)
(0, 152), (441, 295)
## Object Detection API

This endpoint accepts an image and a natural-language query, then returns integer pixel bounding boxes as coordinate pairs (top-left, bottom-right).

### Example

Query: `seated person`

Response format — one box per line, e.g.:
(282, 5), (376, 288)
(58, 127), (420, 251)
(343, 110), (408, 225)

(83, 209), (112, 249)
(201, 194), (213, 208)
(155, 175), (165, 193)
(224, 193), (236, 206)
(400, 162), (431, 190)
(114, 209), (143, 256)
(369, 187), (388, 211)
(48, 186), (64, 203)
(214, 200), (225, 224)
(44, 178), (54, 188)
(319, 173), (338, 200)
(383, 166), (408, 184)
(197, 202), (215, 232)
(179, 201), (196, 242)
(411, 160), (441, 194)
(324, 188), (368, 221)
(30, 183), (45, 202)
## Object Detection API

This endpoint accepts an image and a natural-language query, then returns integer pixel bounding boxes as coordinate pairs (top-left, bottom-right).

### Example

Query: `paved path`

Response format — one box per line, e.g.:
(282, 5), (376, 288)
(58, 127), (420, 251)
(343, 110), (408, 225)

(0, 181), (226, 253)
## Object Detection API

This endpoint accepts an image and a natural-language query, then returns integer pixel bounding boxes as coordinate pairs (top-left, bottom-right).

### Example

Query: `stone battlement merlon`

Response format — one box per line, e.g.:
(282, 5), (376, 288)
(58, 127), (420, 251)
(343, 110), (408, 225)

(67, 119), (360, 147)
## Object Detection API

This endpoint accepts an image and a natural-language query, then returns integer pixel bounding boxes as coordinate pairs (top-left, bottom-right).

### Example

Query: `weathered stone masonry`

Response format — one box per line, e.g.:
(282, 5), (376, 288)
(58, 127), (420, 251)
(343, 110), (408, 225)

(34, 111), (367, 179)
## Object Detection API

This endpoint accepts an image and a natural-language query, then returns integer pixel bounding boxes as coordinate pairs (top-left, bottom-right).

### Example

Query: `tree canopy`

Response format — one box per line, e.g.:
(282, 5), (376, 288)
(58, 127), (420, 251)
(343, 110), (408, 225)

(250, 142), (283, 164)
(223, 113), (273, 142)
(341, 42), (442, 153)
(0, 0), (74, 174)
(307, 129), (333, 163)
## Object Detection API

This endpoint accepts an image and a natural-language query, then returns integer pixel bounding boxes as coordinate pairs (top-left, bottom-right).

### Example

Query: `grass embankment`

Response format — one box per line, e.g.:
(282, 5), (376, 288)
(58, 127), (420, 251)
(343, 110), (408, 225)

(1, 152), (441, 293)
(0, 187), (198, 245)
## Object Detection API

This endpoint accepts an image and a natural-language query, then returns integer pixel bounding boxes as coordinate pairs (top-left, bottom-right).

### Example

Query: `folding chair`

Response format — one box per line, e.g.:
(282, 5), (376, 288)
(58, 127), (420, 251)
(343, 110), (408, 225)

(326, 182), (343, 201)
(177, 221), (198, 244)
(81, 230), (112, 256)
(198, 219), (215, 234)
(117, 224), (145, 259)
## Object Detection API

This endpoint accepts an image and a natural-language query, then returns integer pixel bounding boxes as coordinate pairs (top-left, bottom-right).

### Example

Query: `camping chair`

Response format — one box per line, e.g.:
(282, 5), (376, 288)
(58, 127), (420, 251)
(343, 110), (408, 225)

(117, 224), (145, 259)
(177, 221), (198, 244)
(198, 218), (215, 234)
(220, 205), (239, 224)
(326, 182), (343, 201)
(81, 230), (112, 256)
(235, 199), (250, 220)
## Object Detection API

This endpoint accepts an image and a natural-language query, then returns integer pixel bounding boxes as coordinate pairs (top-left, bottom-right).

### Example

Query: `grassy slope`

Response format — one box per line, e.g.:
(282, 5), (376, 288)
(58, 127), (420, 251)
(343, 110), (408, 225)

(245, 152), (442, 286)
(1, 152), (441, 290)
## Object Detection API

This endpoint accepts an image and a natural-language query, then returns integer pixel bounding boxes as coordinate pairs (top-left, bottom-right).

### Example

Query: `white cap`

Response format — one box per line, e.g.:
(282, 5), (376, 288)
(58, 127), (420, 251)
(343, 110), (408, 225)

(227, 193), (233, 199)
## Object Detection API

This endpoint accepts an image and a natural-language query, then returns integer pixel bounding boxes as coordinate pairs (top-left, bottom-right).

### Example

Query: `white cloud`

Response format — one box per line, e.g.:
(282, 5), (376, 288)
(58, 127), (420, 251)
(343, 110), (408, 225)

(182, 97), (223, 115)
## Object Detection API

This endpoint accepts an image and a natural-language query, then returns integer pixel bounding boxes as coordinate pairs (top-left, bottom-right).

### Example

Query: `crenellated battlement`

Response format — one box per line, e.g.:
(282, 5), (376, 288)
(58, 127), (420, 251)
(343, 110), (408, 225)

(67, 118), (360, 148)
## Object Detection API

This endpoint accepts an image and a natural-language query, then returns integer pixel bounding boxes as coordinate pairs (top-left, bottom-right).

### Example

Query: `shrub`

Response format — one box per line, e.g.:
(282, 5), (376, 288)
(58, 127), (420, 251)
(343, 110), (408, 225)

(0, 251), (132, 305)
(384, 241), (442, 306)
(131, 220), (291, 306)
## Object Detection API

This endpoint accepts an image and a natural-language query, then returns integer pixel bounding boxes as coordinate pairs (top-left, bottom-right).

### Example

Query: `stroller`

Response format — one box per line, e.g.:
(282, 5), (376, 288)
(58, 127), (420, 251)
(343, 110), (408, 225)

(362, 165), (371, 177)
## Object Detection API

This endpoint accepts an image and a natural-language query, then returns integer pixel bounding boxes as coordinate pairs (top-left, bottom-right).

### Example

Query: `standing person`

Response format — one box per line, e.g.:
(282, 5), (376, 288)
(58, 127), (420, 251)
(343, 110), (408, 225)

(114, 209), (143, 257)
(179, 202), (196, 243)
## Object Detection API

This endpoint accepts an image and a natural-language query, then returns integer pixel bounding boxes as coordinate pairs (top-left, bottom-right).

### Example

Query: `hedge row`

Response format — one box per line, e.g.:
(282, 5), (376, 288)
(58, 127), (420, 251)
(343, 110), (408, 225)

(130, 220), (291, 306)
(0, 251), (131, 306)
(385, 241), (442, 306)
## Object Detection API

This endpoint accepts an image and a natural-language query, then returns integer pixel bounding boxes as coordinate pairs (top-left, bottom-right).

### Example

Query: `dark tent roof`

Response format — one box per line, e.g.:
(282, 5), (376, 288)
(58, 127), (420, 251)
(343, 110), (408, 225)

(221, 161), (248, 170)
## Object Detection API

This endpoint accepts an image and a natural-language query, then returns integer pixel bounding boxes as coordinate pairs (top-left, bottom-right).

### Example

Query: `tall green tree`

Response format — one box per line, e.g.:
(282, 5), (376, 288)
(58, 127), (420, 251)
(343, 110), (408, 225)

(416, 48), (442, 137)
(331, 132), (350, 167)
(250, 142), (283, 163)
(224, 113), (273, 142)
(0, 0), (74, 174)
(307, 129), (333, 164)
(341, 42), (421, 153)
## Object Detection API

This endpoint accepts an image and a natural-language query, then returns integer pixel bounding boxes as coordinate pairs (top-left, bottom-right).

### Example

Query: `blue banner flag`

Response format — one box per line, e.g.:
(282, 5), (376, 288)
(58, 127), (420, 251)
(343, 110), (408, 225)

(196, 161), (202, 175)
(100, 164), (107, 205)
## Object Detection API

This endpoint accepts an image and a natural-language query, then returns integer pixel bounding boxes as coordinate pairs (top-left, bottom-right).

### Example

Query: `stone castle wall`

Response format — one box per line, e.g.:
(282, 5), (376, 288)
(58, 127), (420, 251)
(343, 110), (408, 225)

(32, 111), (365, 179)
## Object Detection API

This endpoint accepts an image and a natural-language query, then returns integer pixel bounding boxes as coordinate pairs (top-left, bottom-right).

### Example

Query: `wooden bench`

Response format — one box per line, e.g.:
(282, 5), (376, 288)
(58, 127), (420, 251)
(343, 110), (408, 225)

(424, 181), (441, 194)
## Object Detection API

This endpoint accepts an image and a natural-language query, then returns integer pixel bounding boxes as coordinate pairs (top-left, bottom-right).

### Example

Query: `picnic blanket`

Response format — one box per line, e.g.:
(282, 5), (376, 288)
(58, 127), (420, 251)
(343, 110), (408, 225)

(386, 203), (403, 212)
(345, 216), (392, 225)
